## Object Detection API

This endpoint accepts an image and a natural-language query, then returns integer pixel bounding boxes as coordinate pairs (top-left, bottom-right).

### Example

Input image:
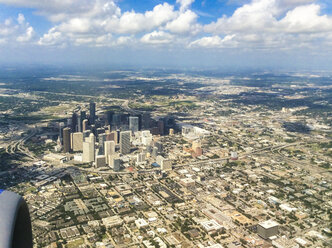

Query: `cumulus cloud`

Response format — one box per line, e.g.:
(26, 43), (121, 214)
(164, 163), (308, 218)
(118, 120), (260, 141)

(105, 3), (177, 34)
(176, 0), (195, 12)
(37, 2), (179, 47)
(205, 0), (278, 33)
(203, 0), (332, 49)
(165, 10), (201, 34)
(0, 13), (35, 44)
(1, 0), (332, 51)
(0, 0), (118, 22)
(189, 35), (236, 48)
(36, 0), (201, 47)
(279, 4), (332, 33)
(141, 31), (174, 44)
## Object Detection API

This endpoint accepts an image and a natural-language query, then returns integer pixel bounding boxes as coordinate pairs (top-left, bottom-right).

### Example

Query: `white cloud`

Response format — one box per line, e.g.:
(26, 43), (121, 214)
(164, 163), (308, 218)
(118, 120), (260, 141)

(0, 0), (118, 22)
(205, 0), (278, 33)
(1, 0), (332, 51)
(105, 3), (177, 34)
(17, 26), (34, 42)
(37, 2), (180, 46)
(176, 0), (195, 12)
(38, 28), (64, 46)
(141, 31), (174, 44)
(165, 10), (200, 34)
(17, 13), (25, 24)
(189, 35), (236, 48)
(203, 0), (332, 49)
(0, 14), (35, 44)
(279, 4), (332, 33)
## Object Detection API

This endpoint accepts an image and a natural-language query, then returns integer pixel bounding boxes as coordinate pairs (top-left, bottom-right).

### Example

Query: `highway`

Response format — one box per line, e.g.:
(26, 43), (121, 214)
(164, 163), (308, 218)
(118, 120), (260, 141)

(67, 142), (307, 175)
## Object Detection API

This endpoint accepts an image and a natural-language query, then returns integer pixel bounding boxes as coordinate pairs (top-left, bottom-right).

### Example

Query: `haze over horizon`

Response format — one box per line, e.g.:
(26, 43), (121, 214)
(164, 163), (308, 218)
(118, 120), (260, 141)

(1, 0), (332, 70)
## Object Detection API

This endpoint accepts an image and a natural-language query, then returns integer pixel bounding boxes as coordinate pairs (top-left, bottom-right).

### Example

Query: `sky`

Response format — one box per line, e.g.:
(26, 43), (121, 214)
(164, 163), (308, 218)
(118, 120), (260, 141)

(0, 0), (332, 70)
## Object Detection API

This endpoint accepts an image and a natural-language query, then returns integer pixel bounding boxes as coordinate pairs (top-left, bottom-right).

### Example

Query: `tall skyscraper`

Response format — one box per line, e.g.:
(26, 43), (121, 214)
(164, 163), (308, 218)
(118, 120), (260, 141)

(71, 132), (83, 152)
(77, 116), (82, 132)
(63, 127), (71, 153)
(158, 119), (165, 135)
(82, 119), (88, 132)
(71, 112), (78, 132)
(95, 155), (106, 168)
(138, 114), (142, 130)
(98, 133), (106, 155)
(142, 113), (151, 129)
(89, 102), (96, 124)
(120, 131), (131, 155)
(106, 111), (114, 126)
(83, 140), (94, 163)
(89, 133), (96, 145)
(80, 110), (86, 122)
(113, 158), (121, 172)
(105, 140), (115, 164)
(59, 122), (65, 144)
(129, 116), (139, 133)
(112, 114), (120, 127)
(108, 131), (118, 144)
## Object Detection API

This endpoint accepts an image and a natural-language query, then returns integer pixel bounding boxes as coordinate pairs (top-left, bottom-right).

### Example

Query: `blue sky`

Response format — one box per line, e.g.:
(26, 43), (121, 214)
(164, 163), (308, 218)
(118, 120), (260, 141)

(1, 0), (332, 70)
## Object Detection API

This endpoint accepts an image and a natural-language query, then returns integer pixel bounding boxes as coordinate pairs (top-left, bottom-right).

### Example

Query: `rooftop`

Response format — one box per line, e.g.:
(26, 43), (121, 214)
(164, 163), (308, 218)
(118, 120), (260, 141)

(259, 220), (279, 229)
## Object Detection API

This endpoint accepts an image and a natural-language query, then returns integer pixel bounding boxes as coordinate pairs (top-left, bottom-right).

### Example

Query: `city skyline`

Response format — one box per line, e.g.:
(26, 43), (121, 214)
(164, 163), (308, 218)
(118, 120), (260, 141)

(1, 0), (332, 69)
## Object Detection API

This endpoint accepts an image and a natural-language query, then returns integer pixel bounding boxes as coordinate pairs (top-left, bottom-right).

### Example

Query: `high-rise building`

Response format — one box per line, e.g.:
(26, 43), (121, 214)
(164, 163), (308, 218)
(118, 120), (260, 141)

(120, 131), (131, 155)
(142, 113), (151, 129)
(105, 130), (111, 141)
(98, 133), (106, 155)
(138, 114), (142, 130)
(106, 111), (113, 126)
(113, 131), (119, 144)
(62, 127), (71, 153)
(59, 122), (65, 143)
(89, 133), (96, 145)
(158, 119), (165, 135)
(83, 141), (94, 163)
(83, 130), (91, 139)
(89, 102), (96, 124)
(80, 111), (86, 122)
(112, 114), (121, 127)
(71, 112), (78, 132)
(82, 119), (88, 132)
(141, 131), (152, 146)
(105, 141), (115, 164)
(90, 125), (96, 137)
(137, 152), (146, 163)
(257, 220), (279, 239)
(157, 156), (172, 171)
(71, 132), (83, 152)
(95, 155), (106, 168)
(129, 116), (139, 133)
(77, 116), (82, 132)
(113, 158), (121, 172)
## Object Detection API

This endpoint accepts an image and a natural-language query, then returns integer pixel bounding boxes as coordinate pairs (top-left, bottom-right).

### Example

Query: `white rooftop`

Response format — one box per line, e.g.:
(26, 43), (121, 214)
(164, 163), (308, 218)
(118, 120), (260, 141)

(259, 220), (279, 229)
